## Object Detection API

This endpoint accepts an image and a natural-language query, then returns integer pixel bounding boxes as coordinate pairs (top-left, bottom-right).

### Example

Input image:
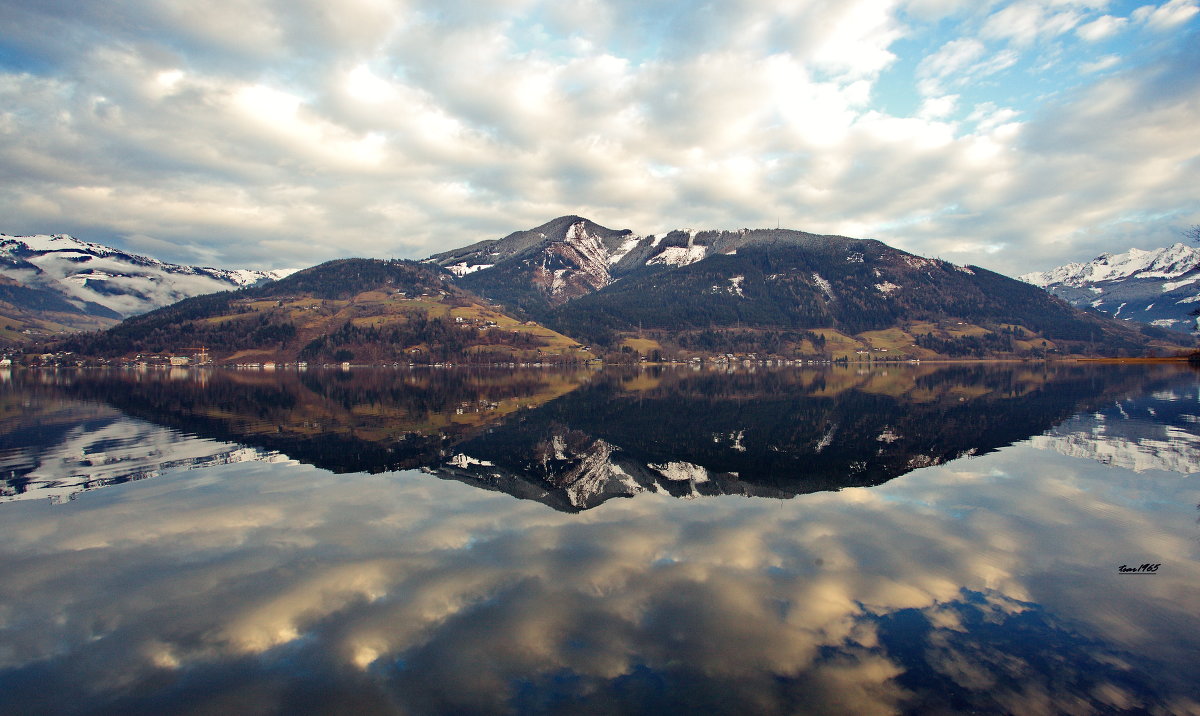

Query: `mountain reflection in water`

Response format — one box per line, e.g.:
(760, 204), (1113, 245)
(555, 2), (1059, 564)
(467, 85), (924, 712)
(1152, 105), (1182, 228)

(0, 365), (1198, 715)
(4, 363), (1195, 509)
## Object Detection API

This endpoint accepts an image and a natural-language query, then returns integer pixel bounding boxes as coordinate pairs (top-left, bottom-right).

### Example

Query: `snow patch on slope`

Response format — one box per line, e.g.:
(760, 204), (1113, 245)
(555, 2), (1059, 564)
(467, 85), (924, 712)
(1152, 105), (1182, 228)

(1162, 275), (1200, 292)
(647, 245), (707, 267)
(904, 255), (937, 270)
(811, 273), (835, 300)
(728, 276), (745, 297)
(649, 461), (710, 484)
(447, 262), (494, 277)
(607, 235), (642, 265)
(448, 454), (494, 468)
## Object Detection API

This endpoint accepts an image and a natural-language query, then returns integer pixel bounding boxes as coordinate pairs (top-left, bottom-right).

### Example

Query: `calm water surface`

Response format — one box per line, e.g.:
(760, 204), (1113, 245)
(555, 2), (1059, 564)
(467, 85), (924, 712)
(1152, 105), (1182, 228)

(1, 364), (1198, 715)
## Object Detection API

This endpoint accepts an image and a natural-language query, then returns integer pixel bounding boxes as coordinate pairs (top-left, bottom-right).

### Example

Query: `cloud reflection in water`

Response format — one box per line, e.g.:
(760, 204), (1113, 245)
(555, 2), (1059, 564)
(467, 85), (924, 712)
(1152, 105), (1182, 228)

(1, 428), (1197, 714)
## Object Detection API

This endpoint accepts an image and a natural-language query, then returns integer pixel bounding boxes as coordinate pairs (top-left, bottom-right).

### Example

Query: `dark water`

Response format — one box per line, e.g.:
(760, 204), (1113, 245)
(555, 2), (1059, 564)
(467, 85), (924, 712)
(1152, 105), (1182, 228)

(0, 364), (1198, 715)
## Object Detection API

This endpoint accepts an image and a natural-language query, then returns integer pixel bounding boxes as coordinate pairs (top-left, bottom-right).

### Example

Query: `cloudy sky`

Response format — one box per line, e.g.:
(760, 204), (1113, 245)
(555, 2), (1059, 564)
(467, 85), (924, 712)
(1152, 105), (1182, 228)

(0, 0), (1197, 274)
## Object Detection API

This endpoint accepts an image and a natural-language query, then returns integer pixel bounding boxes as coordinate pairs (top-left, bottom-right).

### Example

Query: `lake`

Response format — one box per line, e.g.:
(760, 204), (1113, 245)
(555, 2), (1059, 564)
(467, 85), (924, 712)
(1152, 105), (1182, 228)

(1, 364), (1198, 715)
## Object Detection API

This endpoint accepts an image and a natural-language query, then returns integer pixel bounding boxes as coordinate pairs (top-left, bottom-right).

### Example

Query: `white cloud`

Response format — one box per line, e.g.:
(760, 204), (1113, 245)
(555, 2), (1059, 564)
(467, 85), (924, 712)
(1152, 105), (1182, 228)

(916, 39), (1018, 96)
(344, 64), (395, 104)
(0, 0), (1195, 275)
(1076, 14), (1130, 41)
(981, 1), (1088, 44)
(804, 0), (908, 78)
(1133, 0), (1200, 30)
(1080, 54), (1122, 72)
(903, 0), (981, 21)
(967, 101), (1022, 133)
(919, 38), (987, 79)
(918, 94), (960, 118)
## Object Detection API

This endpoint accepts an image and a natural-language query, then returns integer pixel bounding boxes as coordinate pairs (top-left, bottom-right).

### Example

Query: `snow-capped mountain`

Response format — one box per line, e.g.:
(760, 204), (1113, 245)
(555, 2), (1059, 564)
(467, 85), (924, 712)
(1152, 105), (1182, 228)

(428, 216), (820, 276)
(0, 233), (294, 319)
(427, 216), (893, 299)
(427, 215), (981, 313)
(427, 216), (639, 308)
(417, 215), (1184, 358)
(1019, 243), (1200, 332)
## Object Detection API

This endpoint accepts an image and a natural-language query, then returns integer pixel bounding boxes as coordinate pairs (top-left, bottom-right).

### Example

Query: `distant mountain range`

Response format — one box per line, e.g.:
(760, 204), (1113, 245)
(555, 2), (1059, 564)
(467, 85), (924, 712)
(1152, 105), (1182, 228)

(5, 219), (1195, 360)
(1020, 243), (1200, 333)
(0, 233), (291, 342)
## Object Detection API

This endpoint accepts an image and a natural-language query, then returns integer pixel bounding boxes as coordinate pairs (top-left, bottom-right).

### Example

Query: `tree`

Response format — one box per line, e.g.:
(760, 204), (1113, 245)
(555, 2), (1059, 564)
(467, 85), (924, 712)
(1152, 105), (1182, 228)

(1185, 225), (1200, 243)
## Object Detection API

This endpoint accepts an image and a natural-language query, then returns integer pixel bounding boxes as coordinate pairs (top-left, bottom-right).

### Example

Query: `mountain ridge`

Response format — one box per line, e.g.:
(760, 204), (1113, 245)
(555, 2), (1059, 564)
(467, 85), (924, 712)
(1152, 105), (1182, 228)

(10, 218), (1196, 361)
(423, 215), (1188, 358)
(0, 233), (293, 321)
(1019, 243), (1200, 332)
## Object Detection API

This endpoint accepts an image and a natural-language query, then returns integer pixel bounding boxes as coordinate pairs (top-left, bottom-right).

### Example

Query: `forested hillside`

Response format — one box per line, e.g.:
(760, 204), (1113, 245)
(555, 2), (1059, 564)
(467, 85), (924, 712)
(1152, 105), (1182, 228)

(56, 259), (592, 364)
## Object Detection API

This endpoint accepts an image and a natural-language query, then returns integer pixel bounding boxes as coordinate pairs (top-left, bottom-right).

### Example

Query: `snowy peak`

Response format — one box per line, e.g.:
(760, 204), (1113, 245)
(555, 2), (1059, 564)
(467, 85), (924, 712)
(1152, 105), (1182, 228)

(1019, 243), (1200, 332)
(535, 220), (616, 299)
(7, 232), (124, 258)
(1020, 243), (1200, 288)
(432, 216), (640, 307)
(430, 218), (850, 295)
(431, 215), (637, 273)
(0, 233), (293, 319)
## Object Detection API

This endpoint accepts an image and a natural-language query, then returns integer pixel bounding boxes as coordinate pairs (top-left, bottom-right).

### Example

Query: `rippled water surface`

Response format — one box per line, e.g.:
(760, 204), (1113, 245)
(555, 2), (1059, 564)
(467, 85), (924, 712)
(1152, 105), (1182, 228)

(1, 364), (1198, 715)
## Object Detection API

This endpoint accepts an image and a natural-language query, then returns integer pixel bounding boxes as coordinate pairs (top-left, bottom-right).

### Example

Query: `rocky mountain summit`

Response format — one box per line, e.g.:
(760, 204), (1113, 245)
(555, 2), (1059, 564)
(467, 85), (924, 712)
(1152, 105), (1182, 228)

(427, 216), (639, 311)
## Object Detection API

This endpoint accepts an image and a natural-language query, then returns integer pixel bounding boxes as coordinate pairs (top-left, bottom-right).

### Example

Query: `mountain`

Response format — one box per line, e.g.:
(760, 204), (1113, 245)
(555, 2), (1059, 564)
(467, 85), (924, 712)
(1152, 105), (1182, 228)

(427, 217), (889, 314)
(56, 258), (593, 365)
(423, 217), (1188, 359)
(1019, 243), (1200, 332)
(427, 216), (641, 313)
(0, 234), (292, 337)
(20, 219), (1193, 361)
(545, 234), (1184, 358)
(0, 273), (122, 341)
